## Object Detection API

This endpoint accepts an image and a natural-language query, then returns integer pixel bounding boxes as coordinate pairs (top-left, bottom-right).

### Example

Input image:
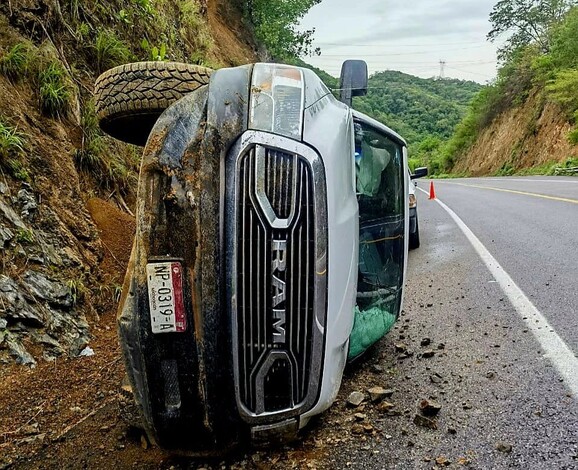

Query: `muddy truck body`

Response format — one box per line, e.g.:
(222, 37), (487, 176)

(95, 60), (409, 453)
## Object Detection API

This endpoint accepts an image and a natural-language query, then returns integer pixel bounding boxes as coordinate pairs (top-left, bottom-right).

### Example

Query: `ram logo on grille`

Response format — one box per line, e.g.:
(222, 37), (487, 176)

(272, 240), (287, 344)
(230, 133), (328, 421)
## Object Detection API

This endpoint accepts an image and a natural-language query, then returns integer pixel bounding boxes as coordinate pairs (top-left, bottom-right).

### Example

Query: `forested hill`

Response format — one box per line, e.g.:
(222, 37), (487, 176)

(293, 59), (482, 159)
(438, 1), (578, 177)
(355, 71), (482, 154)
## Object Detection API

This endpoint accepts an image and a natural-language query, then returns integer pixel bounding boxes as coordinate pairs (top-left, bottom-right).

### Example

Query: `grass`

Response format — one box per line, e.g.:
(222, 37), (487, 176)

(495, 161), (515, 176)
(76, 22), (90, 40)
(491, 157), (578, 176)
(552, 157), (578, 175)
(7, 160), (31, 182)
(15, 228), (35, 244)
(0, 120), (25, 160)
(74, 101), (109, 174)
(94, 30), (133, 74)
(178, 0), (213, 59)
(38, 61), (71, 117)
(74, 101), (139, 193)
(132, 0), (155, 16)
(113, 284), (123, 303)
(67, 278), (86, 306)
(430, 172), (469, 179)
(0, 43), (31, 81)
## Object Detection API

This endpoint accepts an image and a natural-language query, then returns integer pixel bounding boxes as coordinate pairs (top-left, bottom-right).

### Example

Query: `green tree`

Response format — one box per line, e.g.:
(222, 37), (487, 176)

(244, 0), (321, 60)
(488, 0), (577, 59)
(548, 6), (578, 68)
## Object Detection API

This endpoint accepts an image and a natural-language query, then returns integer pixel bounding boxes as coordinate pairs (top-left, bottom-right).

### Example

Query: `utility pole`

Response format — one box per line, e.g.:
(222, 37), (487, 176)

(439, 60), (446, 80)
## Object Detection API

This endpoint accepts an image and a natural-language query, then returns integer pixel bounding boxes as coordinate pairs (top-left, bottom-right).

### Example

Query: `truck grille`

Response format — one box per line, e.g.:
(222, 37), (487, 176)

(232, 135), (327, 419)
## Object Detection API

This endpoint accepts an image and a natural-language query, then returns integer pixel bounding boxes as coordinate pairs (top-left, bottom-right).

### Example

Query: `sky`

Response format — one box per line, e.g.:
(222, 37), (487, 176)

(299, 0), (506, 83)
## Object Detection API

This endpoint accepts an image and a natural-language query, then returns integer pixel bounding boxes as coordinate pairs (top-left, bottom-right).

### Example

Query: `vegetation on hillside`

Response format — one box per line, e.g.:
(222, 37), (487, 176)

(488, 0), (575, 59)
(0, 0), (220, 197)
(238, 0), (321, 60)
(438, 0), (578, 175)
(354, 72), (481, 168)
(293, 59), (481, 171)
(0, 0), (325, 192)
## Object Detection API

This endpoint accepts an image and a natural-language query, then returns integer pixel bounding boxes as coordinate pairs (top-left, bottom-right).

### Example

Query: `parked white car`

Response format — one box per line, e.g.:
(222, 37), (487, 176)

(408, 167), (428, 249)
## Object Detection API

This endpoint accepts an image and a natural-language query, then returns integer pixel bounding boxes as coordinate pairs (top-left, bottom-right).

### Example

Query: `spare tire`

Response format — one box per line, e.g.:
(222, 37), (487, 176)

(94, 61), (212, 146)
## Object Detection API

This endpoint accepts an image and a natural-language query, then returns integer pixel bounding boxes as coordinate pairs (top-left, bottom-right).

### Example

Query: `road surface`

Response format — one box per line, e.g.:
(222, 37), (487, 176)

(326, 175), (578, 469)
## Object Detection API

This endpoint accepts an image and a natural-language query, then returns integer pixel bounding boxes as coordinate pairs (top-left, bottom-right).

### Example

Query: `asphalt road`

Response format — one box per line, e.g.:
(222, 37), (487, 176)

(426, 176), (578, 353)
(326, 176), (578, 469)
(150, 175), (578, 469)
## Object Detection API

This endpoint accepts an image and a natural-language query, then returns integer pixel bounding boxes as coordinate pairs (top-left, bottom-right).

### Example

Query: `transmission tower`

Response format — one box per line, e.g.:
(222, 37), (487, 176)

(439, 60), (446, 79)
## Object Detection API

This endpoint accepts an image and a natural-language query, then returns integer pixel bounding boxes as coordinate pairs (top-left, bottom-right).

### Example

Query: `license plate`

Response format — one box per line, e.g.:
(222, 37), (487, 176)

(146, 262), (187, 334)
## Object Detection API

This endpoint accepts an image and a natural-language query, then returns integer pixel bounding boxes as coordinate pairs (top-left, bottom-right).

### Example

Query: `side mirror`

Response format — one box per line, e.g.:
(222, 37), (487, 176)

(339, 60), (368, 108)
(410, 167), (428, 180)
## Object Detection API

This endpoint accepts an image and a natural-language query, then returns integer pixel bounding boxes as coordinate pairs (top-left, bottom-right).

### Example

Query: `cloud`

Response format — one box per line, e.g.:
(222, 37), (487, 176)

(299, 0), (500, 82)
(306, 0), (495, 45)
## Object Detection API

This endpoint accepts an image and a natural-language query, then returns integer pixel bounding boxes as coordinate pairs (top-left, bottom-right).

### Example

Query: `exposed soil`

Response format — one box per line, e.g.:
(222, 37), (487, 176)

(207, 0), (260, 66)
(0, 2), (260, 468)
(0, 199), (133, 468)
(86, 198), (135, 285)
(5, 0), (576, 468)
(453, 89), (578, 176)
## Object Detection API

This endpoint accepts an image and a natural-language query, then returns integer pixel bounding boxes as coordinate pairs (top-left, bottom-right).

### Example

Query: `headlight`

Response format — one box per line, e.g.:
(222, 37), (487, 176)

(409, 194), (417, 208)
(249, 63), (305, 140)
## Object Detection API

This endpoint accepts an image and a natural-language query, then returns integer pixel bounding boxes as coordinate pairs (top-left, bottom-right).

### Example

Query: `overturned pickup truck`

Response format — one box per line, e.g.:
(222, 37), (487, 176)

(95, 59), (415, 453)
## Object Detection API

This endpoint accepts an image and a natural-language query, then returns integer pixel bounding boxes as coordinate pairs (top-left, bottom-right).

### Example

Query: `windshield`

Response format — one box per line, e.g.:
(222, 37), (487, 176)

(349, 119), (406, 359)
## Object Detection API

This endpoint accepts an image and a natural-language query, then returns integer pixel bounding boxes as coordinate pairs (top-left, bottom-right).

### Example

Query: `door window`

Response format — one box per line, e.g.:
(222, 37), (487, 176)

(349, 119), (406, 360)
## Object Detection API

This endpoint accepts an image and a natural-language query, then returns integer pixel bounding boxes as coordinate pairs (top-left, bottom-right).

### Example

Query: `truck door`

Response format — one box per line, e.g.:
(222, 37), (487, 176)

(349, 119), (407, 360)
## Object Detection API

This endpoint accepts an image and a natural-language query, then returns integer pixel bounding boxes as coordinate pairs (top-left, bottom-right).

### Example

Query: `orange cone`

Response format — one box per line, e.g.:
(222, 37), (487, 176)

(428, 181), (436, 200)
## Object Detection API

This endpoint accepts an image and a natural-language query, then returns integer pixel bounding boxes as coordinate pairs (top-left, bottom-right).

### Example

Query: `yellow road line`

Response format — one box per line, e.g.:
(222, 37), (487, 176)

(450, 183), (578, 205)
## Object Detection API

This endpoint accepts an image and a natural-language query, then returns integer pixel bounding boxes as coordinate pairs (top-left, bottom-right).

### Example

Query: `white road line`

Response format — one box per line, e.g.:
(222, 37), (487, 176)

(418, 187), (578, 399)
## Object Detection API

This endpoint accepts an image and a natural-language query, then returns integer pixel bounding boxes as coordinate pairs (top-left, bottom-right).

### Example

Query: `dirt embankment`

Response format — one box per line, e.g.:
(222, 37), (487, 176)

(207, 0), (260, 66)
(453, 89), (578, 176)
(0, 0), (258, 467)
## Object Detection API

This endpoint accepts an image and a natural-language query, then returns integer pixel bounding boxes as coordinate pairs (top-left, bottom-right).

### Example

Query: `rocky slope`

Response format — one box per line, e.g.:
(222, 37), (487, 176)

(452, 88), (578, 176)
(0, 1), (259, 466)
(0, 0), (257, 366)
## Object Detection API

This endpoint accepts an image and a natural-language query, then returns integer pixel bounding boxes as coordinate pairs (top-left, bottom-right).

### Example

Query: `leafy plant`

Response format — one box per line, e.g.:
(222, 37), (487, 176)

(488, 0), (577, 60)
(0, 120), (25, 160)
(117, 9), (131, 24)
(140, 39), (167, 61)
(243, 0), (321, 59)
(15, 228), (35, 244)
(132, 0), (155, 16)
(67, 278), (86, 306)
(38, 61), (71, 117)
(94, 30), (132, 74)
(74, 101), (139, 193)
(7, 160), (31, 182)
(0, 43), (31, 81)
(547, 69), (578, 111)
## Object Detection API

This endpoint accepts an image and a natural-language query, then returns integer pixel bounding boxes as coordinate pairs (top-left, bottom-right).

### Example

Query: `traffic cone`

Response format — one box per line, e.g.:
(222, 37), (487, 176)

(428, 181), (436, 200)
